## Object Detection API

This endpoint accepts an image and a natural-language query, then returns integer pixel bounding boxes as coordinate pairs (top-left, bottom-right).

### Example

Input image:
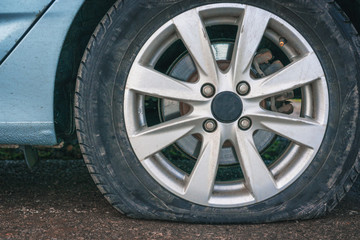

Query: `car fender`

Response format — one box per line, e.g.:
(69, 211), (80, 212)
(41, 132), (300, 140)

(0, 0), (85, 145)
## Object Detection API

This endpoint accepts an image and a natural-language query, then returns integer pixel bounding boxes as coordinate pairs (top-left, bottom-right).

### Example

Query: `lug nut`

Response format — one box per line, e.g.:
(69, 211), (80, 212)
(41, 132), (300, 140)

(201, 83), (215, 98)
(238, 117), (252, 130)
(237, 81), (250, 96)
(203, 119), (217, 132)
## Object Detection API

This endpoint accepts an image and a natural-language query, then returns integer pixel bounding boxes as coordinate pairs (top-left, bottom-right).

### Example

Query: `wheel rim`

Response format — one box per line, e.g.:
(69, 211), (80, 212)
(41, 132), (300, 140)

(124, 3), (329, 207)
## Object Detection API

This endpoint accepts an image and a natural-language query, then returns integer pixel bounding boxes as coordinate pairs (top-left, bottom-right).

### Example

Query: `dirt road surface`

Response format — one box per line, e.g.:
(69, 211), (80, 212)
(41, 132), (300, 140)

(0, 159), (359, 239)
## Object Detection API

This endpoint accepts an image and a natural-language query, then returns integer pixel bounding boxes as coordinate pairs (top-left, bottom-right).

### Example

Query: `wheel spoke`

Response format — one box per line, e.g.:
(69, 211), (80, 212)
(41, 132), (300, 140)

(129, 115), (205, 160)
(127, 64), (204, 102)
(249, 111), (326, 149)
(184, 131), (222, 202)
(248, 52), (324, 99)
(233, 130), (278, 201)
(233, 6), (272, 79)
(173, 9), (218, 80)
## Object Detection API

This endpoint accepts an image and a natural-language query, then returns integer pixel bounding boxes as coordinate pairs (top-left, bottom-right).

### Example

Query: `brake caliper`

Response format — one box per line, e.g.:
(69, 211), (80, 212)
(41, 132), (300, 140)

(254, 49), (294, 115)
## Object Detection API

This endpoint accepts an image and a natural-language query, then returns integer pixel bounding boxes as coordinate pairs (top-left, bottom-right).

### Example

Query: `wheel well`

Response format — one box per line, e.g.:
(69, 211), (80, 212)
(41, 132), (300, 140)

(54, 0), (117, 141)
(53, 0), (360, 142)
(336, 0), (360, 32)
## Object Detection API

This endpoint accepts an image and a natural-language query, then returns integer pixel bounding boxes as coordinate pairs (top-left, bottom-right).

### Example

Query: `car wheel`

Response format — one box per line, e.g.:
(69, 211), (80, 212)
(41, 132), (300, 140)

(75, 0), (360, 223)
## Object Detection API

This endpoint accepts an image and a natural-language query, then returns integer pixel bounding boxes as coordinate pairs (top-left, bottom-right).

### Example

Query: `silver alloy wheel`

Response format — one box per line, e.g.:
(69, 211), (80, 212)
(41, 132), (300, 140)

(124, 3), (329, 207)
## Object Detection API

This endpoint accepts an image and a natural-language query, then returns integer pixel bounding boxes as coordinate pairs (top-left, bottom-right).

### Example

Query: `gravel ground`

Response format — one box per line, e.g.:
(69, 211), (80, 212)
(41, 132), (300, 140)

(0, 159), (359, 239)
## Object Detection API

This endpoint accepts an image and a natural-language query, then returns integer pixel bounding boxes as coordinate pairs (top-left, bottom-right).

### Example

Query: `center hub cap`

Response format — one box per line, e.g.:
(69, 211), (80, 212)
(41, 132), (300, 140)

(211, 91), (243, 123)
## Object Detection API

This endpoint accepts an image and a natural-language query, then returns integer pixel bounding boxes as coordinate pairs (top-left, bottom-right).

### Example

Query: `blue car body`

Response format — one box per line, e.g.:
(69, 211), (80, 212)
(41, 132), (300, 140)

(0, 0), (84, 145)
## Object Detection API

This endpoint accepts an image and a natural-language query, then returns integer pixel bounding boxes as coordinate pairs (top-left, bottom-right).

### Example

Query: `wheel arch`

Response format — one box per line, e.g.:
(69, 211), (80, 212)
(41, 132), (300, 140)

(54, 0), (117, 141)
(336, 0), (360, 32)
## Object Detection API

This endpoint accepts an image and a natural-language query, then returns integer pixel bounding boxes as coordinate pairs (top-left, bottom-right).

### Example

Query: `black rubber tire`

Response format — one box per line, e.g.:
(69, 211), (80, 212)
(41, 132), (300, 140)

(75, 0), (360, 223)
